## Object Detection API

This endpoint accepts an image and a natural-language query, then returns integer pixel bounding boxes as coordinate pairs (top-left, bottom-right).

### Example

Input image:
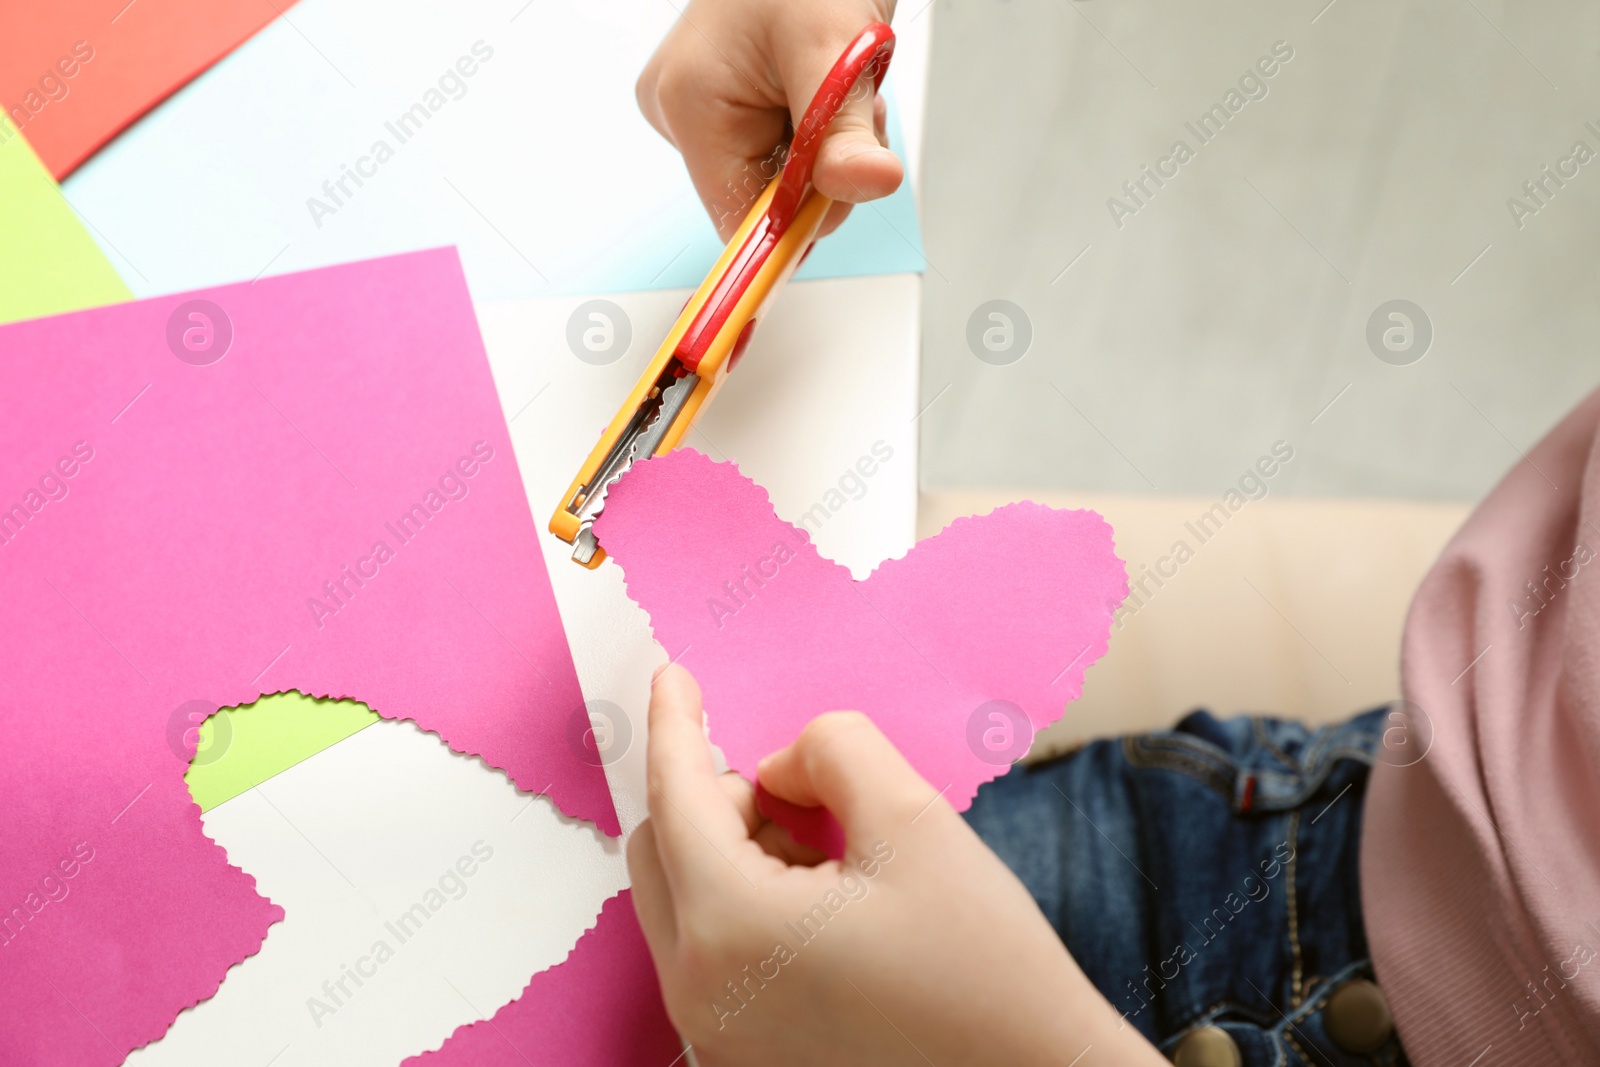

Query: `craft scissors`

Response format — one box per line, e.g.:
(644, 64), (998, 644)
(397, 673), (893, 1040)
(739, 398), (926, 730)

(550, 22), (896, 567)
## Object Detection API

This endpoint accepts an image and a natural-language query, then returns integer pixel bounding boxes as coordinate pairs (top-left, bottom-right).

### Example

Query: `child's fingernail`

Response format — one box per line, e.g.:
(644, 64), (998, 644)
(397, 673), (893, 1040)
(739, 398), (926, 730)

(837, 141), (893, 162)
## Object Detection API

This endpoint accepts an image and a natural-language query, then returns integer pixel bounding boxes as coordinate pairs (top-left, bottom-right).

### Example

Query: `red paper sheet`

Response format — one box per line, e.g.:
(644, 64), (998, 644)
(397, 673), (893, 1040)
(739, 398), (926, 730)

(0, 0), (293, 178)
(408, 890), (681, 1066)
(0, 248), (616, 1063)
(595, 449), (1128, 853)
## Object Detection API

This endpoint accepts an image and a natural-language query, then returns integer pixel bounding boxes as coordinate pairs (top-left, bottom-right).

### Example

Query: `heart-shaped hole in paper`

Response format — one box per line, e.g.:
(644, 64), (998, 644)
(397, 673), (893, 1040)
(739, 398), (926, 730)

(140, 693), (629, 1066)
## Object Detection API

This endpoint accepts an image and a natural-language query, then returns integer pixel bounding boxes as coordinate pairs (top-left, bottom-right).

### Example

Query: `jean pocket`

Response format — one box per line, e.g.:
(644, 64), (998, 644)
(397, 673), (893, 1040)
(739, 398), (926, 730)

(1122, 729), (1242, 804)
(1121, 712), (1379, 814)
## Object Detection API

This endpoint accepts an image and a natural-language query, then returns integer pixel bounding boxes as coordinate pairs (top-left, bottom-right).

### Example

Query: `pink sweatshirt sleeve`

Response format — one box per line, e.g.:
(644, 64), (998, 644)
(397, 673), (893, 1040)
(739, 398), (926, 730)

(1362, 387), (1600, 1065)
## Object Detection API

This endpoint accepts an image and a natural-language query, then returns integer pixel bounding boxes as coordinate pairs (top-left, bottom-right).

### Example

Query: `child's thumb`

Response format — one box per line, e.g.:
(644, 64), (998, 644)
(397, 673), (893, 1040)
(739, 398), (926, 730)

(801, 66), (902, 205)
(756, 711), (933, 845)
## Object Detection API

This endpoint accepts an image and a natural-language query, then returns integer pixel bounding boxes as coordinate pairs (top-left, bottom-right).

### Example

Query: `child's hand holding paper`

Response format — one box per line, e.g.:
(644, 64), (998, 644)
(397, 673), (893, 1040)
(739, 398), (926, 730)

(629, 664), (1169, 1067)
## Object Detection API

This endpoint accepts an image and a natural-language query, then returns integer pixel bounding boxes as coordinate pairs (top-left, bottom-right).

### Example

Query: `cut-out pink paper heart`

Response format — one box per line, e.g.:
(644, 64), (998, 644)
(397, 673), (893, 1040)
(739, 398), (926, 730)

(594, 449), (1128, 853)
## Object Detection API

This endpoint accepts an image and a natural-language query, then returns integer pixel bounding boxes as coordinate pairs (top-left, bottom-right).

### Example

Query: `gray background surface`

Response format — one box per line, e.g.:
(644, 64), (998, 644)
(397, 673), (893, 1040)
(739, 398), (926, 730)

(917, 0), (1599, 500)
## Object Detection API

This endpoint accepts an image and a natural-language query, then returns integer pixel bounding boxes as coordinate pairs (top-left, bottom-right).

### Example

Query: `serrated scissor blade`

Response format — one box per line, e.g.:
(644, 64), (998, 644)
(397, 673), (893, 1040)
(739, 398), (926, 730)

(570, 370), (700, 564)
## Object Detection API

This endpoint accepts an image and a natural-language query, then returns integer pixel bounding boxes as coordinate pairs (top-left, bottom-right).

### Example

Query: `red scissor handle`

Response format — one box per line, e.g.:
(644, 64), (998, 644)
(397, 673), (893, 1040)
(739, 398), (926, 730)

(672, 22), (895, 374)
(767, 22), (897, 236)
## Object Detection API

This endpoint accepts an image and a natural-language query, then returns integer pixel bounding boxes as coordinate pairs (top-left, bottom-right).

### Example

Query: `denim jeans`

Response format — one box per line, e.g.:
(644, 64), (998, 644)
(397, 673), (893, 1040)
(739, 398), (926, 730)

(965, 709), (1408, 1066)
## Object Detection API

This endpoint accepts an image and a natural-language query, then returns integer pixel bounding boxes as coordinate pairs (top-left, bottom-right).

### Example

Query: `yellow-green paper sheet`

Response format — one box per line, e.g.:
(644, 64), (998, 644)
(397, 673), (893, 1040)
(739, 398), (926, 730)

(0, 117), (129, 324)
(186, 693), (381, 812)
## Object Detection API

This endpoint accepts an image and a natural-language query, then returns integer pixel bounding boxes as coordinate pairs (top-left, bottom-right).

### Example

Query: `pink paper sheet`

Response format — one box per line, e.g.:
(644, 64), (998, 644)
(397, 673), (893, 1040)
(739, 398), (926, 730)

(409, 889), (681, 1066)
(0, 248), (618, 1063)
(595, 449), (1128, 853)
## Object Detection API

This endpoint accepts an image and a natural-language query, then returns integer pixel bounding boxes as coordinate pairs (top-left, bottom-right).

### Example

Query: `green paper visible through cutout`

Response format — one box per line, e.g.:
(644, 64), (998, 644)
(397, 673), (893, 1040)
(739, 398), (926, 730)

(0, 116), (130, 325)
(185, 692), (381, 812)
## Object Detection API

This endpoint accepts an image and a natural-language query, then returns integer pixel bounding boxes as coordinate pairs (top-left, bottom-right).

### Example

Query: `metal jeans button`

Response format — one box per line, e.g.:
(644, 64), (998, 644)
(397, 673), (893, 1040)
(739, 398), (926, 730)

(1173, 1025), (1242, 1067)
(1324, 978), (1395, 1054)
